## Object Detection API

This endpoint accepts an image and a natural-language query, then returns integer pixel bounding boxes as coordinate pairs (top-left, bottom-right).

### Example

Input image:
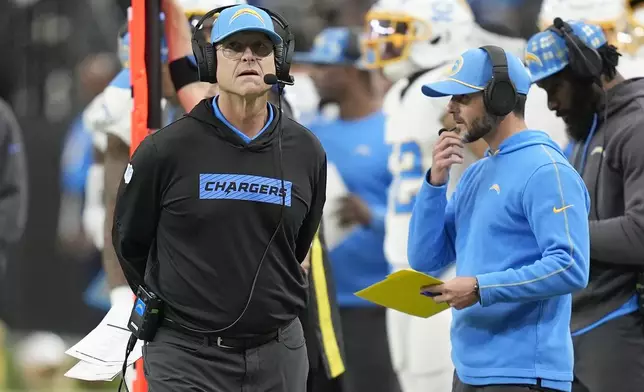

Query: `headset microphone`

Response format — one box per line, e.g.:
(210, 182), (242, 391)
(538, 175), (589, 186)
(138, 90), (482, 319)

(264, 73), (294, 86)
(553, 17), (564, 29)
(264, 74), (278, 85)
(438, 127), (458, 136)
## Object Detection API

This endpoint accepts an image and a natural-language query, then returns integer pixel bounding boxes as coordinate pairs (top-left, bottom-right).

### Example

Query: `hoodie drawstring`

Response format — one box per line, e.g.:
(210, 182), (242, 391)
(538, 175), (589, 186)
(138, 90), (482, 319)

(578, 113), (598, 175)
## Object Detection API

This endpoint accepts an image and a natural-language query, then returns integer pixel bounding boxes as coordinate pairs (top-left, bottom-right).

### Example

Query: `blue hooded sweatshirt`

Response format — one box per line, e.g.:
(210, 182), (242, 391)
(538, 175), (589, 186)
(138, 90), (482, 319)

(408, 130), (590, 392)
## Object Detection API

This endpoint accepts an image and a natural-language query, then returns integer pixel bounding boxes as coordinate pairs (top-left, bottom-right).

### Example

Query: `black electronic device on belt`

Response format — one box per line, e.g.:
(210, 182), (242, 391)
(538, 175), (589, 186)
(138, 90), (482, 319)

(636, 272), (644, 317)
(128, 285), (164, 341)
(117, 286), (164, 392)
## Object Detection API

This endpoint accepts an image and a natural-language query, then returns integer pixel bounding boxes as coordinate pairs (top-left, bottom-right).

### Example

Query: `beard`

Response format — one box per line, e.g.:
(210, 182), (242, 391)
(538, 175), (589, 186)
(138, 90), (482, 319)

(462, 112), (496, 144)
(564, 81), (599, 142)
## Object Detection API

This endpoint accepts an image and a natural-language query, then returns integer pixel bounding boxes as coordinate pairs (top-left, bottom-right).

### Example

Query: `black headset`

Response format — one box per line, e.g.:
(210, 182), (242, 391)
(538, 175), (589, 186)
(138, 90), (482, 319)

(480, 45), (518, 117)
(342, 27), (363, 64)
(190, 5), (295, 85)
(547, 17), (603, 81)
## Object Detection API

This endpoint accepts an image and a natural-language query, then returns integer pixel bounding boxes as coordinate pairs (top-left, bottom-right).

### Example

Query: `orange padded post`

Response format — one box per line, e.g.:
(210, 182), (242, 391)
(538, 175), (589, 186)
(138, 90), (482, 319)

(129, 0), (148, 390)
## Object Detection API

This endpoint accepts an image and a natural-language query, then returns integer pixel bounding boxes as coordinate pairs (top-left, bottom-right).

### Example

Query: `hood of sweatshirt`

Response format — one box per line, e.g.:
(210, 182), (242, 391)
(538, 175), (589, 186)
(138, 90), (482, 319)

(600, 77), (644, 119)
(186, 98), (281, 152)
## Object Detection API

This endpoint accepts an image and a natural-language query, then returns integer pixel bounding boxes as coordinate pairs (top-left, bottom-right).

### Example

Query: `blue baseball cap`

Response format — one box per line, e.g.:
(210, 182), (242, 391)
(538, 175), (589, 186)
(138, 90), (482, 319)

(293, 27), (362, 67)
(210, 5), (282, 46)
(525, 20), (607, 83)
(421, 47), (532, 98)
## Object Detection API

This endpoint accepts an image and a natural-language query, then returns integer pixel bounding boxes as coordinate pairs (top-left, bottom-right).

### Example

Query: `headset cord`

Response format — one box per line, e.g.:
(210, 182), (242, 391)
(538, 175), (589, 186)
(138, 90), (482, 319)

(117, 334), (138, 392)
(278, 86), (286, 219)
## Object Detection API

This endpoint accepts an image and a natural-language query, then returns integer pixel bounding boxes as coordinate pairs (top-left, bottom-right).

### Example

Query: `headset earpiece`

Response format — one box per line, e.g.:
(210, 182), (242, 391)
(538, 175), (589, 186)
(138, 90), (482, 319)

(192, 7), (230, 84)
(191, 35), (217, 83)
(259, 6), (295, 84)
(480, 45), (518, 117)
(548, 18), (603, 81)
(344, 28), (363, 62)
(274, 42), (284, 78)
(280, 31), (295, 84)
(204, 43), (217, 83)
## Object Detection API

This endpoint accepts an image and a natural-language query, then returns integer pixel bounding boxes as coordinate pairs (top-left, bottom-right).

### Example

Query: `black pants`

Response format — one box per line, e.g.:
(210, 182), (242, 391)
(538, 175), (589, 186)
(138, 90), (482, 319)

(143, 318), (308, 391)
(339, 306), (401, 392)
(572, 312), (644, 392)
(452, 373), (560, 392)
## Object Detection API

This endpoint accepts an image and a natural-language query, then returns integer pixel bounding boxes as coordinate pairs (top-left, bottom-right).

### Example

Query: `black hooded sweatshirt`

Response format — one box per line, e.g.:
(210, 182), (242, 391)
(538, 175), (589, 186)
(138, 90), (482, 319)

(112, 98), (327, 336)
(568, 77), (644, 332)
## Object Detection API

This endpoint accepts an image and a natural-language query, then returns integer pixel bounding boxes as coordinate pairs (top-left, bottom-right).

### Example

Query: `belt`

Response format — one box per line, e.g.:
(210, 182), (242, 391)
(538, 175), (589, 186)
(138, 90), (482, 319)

(161, 318), (280, 350)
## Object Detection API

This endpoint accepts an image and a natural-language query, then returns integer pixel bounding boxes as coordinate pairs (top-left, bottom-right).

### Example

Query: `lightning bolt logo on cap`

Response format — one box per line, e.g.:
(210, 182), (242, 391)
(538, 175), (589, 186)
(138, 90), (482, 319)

(229, 8), (265, 26)
(446, 55), (464, 77)
(524, 51), (543, 67)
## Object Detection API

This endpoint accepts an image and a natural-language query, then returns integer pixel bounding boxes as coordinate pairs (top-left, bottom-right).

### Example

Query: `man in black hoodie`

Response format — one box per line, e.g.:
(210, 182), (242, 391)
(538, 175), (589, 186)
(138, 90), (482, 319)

(526, 19), (644, 392)
(112, 4), (326, 391)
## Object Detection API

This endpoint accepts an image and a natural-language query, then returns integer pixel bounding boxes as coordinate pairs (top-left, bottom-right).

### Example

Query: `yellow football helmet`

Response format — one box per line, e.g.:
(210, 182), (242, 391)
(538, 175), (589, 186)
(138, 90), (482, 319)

(362, 0), (474, 79)
(362, 8), (431, 69)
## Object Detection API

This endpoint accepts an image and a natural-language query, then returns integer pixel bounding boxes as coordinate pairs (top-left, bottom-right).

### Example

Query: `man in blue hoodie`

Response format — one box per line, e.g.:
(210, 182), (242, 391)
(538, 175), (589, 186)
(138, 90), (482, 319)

(408, 45), (591, 392)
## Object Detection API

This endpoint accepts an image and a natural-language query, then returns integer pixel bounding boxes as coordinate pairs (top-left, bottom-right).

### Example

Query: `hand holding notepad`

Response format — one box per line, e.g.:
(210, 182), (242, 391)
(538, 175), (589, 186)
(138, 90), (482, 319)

(354, 269), (450, 318)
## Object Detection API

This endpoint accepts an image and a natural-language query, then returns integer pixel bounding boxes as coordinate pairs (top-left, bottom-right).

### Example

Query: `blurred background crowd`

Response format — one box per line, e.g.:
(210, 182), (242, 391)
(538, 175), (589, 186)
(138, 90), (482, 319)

(0, 0), (641, 391)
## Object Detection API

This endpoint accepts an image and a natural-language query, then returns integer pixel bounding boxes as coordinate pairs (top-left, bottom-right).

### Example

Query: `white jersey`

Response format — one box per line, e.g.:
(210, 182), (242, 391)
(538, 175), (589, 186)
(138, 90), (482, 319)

(81, 69), (172, 250)
(83, 73), (134, 149)
(384, 66), (478, 269)
(83, 70), (175, 149)
(80, 71), (133, 249)
(285, 72), (321, 126)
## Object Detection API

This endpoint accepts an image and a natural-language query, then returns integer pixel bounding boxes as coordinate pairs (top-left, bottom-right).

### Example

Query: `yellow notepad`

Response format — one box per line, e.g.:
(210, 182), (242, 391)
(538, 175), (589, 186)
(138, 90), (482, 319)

(354, 269), (450, 318)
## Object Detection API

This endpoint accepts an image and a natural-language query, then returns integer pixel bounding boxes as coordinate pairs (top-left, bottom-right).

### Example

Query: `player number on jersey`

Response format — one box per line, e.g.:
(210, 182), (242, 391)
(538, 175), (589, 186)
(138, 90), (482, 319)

(392, 141), (425, 214)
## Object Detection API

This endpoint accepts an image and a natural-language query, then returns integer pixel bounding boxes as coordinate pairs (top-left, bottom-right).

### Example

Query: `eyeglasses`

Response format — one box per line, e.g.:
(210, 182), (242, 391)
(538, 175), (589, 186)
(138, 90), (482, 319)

(217, 41), (274, 60)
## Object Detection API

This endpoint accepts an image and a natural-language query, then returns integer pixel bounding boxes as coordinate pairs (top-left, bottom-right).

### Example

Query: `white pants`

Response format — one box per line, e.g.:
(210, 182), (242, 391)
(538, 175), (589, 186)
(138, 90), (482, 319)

(387, 266), (455, 392)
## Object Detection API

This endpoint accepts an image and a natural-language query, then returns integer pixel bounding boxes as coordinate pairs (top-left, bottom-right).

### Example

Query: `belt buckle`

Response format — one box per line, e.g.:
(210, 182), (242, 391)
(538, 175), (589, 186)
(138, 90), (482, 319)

(216, 336), (234, 349)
